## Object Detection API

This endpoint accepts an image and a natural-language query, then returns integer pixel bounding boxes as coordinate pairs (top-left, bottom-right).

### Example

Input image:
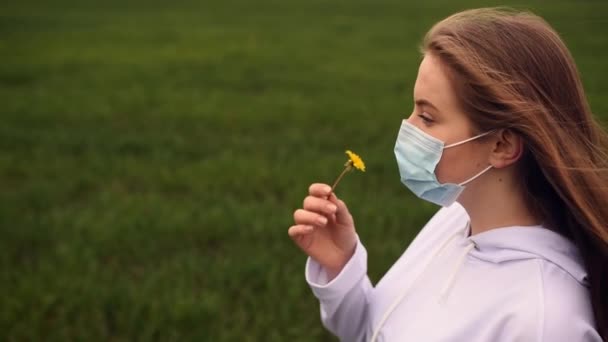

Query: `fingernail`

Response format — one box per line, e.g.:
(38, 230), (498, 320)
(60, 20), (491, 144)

(326, 203), (337, 212)
(323, 185), (331, 194)
(317, 216), (327, 225)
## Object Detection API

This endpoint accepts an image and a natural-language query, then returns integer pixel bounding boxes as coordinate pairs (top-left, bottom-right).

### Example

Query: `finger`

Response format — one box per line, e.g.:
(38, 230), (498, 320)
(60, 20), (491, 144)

(328, 193), (353, 225)
(294, 209), (328, 227)
(303, 196), (338, 216)
(288, 225), (314, 237)
(308, 183), (332, 198)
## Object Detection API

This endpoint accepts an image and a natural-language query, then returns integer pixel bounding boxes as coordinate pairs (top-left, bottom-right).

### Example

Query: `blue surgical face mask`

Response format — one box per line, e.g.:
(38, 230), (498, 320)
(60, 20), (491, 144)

(394, 120), (494, 207)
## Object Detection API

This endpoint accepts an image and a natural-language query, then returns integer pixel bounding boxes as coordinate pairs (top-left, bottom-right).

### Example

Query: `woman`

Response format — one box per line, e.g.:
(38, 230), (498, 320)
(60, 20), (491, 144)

(288, 8), (607, 341)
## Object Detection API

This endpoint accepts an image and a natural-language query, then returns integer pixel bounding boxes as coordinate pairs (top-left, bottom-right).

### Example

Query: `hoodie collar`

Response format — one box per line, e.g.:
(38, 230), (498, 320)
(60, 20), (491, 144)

(466, 225), (588, 286)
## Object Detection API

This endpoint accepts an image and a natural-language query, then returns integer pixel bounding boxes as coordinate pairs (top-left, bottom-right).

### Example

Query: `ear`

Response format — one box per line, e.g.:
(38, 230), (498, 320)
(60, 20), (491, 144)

(488, 129), (523, 169)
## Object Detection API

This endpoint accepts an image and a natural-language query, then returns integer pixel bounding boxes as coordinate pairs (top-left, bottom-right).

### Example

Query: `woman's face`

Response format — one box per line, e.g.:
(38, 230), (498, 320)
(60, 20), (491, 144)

(406, 54), (492, 184)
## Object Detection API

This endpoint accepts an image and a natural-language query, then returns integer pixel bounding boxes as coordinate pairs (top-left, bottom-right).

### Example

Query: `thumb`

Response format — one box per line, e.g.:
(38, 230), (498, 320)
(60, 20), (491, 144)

(328, 192), (353, 226)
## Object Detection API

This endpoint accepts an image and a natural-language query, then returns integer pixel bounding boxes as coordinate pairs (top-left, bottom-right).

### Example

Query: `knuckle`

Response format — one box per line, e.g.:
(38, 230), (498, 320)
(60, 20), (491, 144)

(293, 209), (303, 221)
(303, 196), (317, 209)
(303, 196), (312, 208)
(308, 183), (318, 194)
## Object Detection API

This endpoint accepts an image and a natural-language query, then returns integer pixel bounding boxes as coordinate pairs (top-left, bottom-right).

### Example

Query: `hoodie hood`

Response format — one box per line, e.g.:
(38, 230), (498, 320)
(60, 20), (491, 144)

(466, 225), (589, 286)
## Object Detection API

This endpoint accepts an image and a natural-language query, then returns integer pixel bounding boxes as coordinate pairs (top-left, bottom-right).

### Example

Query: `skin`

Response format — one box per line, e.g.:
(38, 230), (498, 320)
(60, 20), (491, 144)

(289, 53), (541, 280)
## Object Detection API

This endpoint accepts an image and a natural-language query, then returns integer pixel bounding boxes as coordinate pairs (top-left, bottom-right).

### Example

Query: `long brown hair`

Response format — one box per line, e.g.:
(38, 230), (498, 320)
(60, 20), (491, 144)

(423, 7), (608, 339)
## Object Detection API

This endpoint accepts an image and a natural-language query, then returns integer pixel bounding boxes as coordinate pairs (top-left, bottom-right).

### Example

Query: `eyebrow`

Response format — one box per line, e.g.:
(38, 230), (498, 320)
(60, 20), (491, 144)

(415, 99), (439, 111)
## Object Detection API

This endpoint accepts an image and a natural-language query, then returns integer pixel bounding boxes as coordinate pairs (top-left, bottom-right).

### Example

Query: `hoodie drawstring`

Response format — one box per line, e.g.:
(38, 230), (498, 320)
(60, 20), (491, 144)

(370, 223), (474, 342)
(438, 241), (475, 304)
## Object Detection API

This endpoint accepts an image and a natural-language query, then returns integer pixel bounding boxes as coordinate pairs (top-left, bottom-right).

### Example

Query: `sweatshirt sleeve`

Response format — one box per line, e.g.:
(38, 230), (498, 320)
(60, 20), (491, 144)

(540, 264), (602, 342)
(305, 235), (373, 341)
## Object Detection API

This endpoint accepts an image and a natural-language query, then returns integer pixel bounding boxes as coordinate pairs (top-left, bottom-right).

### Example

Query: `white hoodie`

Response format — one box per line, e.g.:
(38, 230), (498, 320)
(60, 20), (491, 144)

(305, 203), (601, 341)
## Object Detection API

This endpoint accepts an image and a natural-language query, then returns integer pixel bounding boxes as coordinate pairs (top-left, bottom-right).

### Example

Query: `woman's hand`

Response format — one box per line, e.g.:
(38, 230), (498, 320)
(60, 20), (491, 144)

(289, 183), (358, 279)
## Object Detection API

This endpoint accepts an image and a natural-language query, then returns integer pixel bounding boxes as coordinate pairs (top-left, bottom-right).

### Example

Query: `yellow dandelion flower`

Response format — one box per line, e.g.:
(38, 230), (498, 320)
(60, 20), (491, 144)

(329, 149), (366, 195)
(345, 150), (366, 172)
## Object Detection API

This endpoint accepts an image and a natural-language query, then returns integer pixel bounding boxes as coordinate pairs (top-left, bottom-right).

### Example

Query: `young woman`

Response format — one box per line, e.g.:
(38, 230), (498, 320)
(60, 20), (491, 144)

(288, 8), (607, 341)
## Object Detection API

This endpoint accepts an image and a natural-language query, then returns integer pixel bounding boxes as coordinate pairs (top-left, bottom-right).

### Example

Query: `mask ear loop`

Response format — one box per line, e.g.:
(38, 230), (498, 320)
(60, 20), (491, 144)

(444, 130), (496, 187)
(444, 130), (495, 149)
(459, 165), (493, 186)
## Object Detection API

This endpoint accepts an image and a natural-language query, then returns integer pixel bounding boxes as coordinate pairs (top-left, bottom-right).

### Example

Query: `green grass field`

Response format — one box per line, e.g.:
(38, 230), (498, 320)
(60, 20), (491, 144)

(1, 0), (607, 340)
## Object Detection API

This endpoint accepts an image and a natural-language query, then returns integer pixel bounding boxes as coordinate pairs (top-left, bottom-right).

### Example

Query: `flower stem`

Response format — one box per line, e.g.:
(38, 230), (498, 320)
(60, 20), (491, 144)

(329, 163), (352, 196)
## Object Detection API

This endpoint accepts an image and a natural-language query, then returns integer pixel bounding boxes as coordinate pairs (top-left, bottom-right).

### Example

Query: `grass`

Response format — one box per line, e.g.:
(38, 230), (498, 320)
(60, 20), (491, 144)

(1, 0), (607, 340)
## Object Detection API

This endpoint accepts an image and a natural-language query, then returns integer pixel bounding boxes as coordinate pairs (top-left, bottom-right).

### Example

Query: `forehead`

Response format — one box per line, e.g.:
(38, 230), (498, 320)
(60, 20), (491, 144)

(414, 54), (460, 112)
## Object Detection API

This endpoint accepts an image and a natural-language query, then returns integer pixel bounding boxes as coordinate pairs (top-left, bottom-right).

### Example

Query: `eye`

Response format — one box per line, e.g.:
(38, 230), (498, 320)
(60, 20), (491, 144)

(418, 112), (434, 125)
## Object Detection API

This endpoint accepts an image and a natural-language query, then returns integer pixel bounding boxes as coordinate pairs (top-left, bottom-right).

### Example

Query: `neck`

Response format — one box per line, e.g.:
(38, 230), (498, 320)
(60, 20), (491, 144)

(458, 168), (541, 235)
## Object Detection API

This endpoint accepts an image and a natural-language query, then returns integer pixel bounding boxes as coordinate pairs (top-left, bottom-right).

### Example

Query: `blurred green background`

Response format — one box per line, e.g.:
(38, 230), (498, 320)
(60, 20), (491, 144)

(1, 0), (606, 340)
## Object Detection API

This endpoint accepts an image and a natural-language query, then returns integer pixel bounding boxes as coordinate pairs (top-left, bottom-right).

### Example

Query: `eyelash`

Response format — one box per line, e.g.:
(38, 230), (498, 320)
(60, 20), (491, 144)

(418, 113), (434, 125)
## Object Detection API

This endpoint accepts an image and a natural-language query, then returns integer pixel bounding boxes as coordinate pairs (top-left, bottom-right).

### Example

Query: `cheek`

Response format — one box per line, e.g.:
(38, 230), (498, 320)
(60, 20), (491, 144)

(435, 146), (483, 184)
(435, 152), (458, 183)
